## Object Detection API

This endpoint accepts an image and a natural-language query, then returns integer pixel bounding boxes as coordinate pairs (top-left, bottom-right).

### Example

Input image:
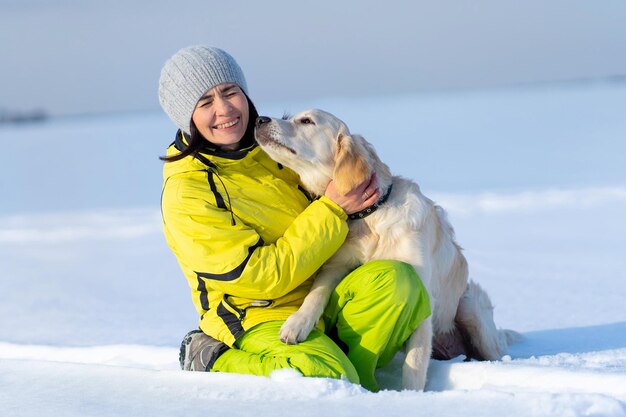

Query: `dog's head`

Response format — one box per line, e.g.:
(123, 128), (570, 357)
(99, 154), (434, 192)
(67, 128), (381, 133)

(255, 109), (376, 195)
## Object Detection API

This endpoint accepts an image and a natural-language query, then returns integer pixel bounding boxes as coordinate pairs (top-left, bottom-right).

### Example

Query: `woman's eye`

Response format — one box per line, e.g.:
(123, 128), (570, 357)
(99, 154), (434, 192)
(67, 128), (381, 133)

(299, 118), (314, 125)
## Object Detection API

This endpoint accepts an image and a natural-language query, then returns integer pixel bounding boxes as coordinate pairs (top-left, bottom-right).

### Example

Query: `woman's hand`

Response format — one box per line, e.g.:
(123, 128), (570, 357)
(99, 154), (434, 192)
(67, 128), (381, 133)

(324, 173), (381, 215)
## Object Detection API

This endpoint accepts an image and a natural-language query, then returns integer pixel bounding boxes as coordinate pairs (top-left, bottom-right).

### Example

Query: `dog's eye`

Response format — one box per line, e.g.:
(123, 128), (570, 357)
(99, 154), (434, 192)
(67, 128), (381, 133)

(298, 117), (315, 125)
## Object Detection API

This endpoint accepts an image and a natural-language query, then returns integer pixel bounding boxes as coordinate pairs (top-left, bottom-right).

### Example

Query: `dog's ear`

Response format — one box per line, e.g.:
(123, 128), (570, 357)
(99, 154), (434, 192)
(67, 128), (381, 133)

(332, 133), (373, 195)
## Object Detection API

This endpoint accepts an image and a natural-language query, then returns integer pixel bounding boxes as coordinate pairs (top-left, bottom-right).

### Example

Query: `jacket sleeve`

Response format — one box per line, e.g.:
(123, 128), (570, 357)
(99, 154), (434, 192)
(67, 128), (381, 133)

(162, 179), (349, 300)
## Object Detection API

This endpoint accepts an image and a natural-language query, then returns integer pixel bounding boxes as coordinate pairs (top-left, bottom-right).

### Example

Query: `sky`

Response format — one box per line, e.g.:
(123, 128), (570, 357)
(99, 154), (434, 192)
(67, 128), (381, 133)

(1, 0), (626, 117)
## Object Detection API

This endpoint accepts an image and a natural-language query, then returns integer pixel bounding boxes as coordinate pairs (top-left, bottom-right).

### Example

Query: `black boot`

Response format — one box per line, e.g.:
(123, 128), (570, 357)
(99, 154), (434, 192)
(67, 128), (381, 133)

(179, 330), (229, 371)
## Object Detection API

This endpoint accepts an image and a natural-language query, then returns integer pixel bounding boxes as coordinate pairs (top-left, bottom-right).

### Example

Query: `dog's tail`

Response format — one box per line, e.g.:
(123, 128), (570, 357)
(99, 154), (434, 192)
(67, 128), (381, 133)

(455, 280), (523, 360)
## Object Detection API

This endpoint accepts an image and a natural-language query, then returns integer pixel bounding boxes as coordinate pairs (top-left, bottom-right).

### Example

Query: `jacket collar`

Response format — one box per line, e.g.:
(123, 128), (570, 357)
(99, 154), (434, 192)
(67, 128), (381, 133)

(173, 130), (258, 165)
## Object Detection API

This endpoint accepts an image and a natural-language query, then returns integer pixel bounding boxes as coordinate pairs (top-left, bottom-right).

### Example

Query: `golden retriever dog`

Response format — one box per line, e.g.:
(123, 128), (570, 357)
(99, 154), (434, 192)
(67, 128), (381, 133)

(254, 109), (517, 390)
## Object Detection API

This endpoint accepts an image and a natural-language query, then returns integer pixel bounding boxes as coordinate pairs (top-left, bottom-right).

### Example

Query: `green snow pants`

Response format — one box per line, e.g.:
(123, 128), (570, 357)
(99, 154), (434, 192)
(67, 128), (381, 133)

(212, 260), (431, 391)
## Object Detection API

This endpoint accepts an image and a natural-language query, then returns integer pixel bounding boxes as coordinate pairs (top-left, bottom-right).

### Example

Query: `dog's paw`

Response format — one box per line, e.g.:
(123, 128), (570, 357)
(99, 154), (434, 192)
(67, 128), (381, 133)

(279, 313), (316, 344)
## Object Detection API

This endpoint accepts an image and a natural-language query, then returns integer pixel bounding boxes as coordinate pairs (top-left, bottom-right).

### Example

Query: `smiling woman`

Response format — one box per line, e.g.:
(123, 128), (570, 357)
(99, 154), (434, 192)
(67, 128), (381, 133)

(156, 45), (428, 392)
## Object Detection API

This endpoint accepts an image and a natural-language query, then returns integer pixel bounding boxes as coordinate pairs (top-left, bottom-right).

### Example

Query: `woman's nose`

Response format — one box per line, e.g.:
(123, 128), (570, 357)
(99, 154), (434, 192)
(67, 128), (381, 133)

(214, 96), (233, 113)
(256, 116), (272, 127)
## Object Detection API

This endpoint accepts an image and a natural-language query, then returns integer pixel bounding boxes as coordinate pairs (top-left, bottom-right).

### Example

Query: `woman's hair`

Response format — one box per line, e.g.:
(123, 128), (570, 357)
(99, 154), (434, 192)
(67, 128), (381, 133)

(160, 92), (259, 163)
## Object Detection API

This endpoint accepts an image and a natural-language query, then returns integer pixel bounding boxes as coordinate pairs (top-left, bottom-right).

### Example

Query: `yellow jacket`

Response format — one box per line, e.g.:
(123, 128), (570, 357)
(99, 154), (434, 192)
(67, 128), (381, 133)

(161, 134), (349, 346)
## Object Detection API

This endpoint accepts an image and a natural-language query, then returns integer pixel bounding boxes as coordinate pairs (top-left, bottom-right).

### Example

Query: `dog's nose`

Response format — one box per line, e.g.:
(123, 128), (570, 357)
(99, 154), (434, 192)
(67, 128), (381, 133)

(256, 116), (272, 127)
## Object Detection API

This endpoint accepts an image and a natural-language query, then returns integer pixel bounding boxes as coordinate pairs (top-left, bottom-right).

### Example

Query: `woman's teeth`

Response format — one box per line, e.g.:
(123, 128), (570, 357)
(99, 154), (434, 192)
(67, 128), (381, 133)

(215, 119), (238, 129)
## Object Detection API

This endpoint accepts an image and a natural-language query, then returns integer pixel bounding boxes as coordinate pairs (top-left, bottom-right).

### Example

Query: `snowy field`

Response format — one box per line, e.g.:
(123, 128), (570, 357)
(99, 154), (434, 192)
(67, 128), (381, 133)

(1, 81), (626, 416)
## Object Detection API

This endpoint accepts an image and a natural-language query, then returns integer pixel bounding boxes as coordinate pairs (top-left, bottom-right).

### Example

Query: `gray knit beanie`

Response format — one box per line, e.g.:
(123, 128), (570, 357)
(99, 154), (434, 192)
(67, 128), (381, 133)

(158, 46), (248, 135)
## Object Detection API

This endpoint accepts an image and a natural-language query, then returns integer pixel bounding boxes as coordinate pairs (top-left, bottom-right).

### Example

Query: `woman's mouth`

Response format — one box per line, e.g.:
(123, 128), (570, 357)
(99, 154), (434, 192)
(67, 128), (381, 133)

(214, 118), (239, 130)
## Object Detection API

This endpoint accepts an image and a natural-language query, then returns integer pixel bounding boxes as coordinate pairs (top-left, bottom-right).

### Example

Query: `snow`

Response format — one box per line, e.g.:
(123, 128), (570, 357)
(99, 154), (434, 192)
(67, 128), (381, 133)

(1, 82), (626, 416)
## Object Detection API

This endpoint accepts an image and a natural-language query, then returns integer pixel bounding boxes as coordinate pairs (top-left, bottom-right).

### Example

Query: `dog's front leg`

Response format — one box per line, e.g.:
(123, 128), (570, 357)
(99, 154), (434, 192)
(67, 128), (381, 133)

(280, 265), (347, 344)
(402, 316), (433, 391)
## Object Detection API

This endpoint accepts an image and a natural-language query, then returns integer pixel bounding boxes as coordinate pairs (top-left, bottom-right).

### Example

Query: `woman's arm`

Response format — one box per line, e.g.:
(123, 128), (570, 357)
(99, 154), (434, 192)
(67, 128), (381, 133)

(163, 184), (349, 300)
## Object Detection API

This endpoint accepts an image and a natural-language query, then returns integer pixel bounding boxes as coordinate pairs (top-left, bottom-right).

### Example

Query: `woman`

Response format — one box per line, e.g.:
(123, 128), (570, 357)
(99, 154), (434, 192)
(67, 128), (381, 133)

(158, 45), (430, 391)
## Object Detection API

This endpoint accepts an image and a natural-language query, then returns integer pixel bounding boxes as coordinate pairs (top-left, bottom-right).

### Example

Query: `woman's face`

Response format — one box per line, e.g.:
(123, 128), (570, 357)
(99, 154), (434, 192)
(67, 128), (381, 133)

(191, 83), (249, 150)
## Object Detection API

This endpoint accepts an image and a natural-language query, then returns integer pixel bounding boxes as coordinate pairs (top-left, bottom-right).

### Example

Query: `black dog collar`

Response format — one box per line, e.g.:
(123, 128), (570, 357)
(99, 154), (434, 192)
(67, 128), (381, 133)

(348, 183), (393, 220)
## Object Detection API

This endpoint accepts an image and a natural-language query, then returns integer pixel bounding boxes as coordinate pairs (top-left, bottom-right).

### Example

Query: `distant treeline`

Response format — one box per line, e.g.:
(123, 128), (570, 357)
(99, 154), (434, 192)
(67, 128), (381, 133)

(0, 108), (47, 124)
